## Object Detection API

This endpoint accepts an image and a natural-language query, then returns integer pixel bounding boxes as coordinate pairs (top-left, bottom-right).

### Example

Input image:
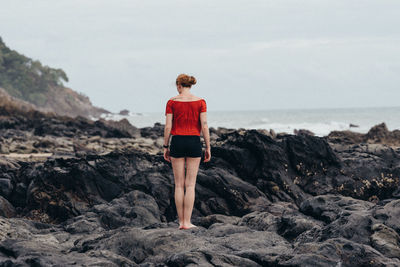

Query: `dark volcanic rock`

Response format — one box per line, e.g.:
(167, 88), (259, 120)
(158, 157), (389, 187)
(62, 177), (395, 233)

(329, 142), (400, 201)
(210, 130), (341, 206)
(119, 109), (130, 116)
(140, 122), (165, 139)
(1, 122), (400, 265)
(0, 195), (15, 217)
(294, 128), (315, 136)
(99, 118), (140, 138)
(327, 122), (400, 146)
(0, 98), (137, 139)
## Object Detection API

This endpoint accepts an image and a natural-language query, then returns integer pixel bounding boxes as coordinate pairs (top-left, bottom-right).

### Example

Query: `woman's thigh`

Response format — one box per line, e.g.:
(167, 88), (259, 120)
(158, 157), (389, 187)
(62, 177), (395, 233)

(185, 157), (201, 187)
(171, 157), (185, 187)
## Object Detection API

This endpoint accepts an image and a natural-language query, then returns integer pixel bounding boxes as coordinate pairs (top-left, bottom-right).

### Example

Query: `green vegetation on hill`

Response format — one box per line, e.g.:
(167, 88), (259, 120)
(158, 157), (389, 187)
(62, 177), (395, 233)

(0, 36), (109, 118)
(0, 37), (68, 106)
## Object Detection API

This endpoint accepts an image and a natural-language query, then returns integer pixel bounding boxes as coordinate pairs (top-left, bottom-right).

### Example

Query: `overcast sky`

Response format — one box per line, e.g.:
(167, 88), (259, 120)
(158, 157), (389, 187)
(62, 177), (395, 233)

(1, 0), (399, 113)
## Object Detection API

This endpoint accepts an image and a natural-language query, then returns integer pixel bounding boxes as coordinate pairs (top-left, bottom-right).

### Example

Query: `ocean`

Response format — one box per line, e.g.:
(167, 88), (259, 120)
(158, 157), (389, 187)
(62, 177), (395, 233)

(101, 106), (400, 137)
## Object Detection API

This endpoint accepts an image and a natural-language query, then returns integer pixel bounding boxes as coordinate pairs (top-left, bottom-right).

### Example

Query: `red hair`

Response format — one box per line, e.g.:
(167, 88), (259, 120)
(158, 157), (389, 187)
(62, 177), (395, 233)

(176, 74), (197, 87)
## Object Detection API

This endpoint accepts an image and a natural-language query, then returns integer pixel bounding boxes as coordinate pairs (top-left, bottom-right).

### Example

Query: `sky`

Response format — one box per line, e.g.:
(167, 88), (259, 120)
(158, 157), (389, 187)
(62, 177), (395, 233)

(0, 0), (399, 113)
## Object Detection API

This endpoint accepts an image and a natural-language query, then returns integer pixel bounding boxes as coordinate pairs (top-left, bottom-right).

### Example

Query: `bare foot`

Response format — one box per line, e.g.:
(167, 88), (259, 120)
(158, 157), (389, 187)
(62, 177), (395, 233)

(181, 223), (197, 229)
(178, 221), (186, 229)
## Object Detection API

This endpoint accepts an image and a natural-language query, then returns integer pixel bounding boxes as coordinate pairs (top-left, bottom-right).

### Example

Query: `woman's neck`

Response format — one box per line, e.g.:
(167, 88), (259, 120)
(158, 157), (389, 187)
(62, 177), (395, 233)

(179, 88), (191, 95)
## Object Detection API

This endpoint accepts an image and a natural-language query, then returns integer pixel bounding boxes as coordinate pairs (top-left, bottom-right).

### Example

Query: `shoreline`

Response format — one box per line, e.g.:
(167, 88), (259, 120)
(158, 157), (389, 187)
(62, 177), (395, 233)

(102, 106), (400, 137)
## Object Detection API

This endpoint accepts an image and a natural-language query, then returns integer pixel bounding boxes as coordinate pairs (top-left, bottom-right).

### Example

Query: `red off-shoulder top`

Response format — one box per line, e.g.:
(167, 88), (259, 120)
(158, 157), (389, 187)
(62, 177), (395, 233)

(165, 99), (207, 136)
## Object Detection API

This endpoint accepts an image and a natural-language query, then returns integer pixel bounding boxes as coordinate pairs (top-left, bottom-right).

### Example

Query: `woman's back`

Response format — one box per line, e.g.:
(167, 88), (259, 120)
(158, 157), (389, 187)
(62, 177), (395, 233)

(165, 96), (207, 136)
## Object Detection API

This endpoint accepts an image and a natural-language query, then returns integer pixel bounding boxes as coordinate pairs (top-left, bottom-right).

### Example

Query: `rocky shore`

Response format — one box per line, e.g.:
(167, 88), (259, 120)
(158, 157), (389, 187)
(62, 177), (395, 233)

(1, 103), (400, 266)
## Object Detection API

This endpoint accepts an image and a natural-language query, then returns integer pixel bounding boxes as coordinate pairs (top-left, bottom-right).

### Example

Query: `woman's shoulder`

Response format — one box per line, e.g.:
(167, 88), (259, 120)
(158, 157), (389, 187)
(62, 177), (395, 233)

(169, 95), (204, 101)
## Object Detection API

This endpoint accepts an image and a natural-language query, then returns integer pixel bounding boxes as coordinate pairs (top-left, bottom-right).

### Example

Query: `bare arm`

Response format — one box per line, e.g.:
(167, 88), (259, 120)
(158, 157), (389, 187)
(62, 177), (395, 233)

(164, 113), (173, 147)
(200, 112), (210, 150)
(163, 113), (173, 162)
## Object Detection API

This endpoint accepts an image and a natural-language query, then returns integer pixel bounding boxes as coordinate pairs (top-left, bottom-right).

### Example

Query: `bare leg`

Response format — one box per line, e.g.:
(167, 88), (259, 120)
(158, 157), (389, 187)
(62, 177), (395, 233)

(171, 157), (185, 228)
(182, 156), (201, 228)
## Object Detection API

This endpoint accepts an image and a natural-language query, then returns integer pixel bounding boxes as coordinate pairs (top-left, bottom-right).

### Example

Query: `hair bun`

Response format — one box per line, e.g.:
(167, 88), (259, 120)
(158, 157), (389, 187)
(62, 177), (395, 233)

(189, 76), (197, 85)
(176, 74), (197, 87)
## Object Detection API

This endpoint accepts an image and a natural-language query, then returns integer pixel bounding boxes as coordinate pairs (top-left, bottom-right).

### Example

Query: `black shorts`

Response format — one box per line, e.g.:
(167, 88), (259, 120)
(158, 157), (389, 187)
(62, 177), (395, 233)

(170, 135), (202, 158)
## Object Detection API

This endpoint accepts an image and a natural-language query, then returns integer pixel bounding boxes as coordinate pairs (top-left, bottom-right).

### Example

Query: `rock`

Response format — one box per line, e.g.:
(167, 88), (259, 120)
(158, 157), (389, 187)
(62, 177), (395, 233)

(140, 122), (165, 139)
(195, 214), (241, 228)
(98, 118), (140, 138)
(0, 196), (15, 217)
(0, 143), (9, 154)
(92, 190), (161, 230)
(269, 129), (276, 138)
(118, 109), (130, 116)
(371, 223), (400, 258)
(0, 216), (127, 266)
(326, 130), (365, 144)
(294, 129), (315, 136)
(0, 178), (13, 198)
(366, 123), (390, 141)
(329, 142), (400, 200)
(373, 199), (400, 234)
(327, 122), (400, 146)
(1, 118), (400, 265)
(63, 213), (103, 234)
(284, 238), (400, 266)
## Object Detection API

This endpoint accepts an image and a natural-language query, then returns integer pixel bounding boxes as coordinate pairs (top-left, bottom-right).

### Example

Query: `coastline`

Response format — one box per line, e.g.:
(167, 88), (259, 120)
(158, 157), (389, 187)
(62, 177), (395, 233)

(103, 106), (400, 137)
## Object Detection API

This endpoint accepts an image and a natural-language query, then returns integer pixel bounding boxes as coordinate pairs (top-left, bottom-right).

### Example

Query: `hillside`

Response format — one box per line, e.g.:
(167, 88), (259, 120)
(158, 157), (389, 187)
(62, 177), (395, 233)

(0, 37), (110, 119)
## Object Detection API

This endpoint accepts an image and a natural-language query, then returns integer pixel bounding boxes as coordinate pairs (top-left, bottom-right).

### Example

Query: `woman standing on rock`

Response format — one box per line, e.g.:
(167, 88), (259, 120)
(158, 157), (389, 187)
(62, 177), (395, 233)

(163, 73), (211, 230)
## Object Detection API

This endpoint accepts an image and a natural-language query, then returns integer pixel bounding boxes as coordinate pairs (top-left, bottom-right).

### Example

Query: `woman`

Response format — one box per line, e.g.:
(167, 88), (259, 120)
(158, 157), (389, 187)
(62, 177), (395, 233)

(163, 73), (211, 230)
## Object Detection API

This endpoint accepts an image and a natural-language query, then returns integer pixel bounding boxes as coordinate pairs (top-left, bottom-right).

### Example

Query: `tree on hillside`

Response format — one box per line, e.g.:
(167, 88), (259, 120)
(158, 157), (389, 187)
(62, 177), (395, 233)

(0, 37), (69, 106)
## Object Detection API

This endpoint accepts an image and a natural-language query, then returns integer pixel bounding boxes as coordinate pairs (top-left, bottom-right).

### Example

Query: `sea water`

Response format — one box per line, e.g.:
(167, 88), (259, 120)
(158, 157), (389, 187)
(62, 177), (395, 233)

(101, 106), (400, 137)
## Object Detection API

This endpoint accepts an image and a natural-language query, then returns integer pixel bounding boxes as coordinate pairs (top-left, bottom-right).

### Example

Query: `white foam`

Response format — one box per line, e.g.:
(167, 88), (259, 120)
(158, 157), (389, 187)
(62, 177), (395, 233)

(244, 121), (357, 136)
(99, 107), (400, 137)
